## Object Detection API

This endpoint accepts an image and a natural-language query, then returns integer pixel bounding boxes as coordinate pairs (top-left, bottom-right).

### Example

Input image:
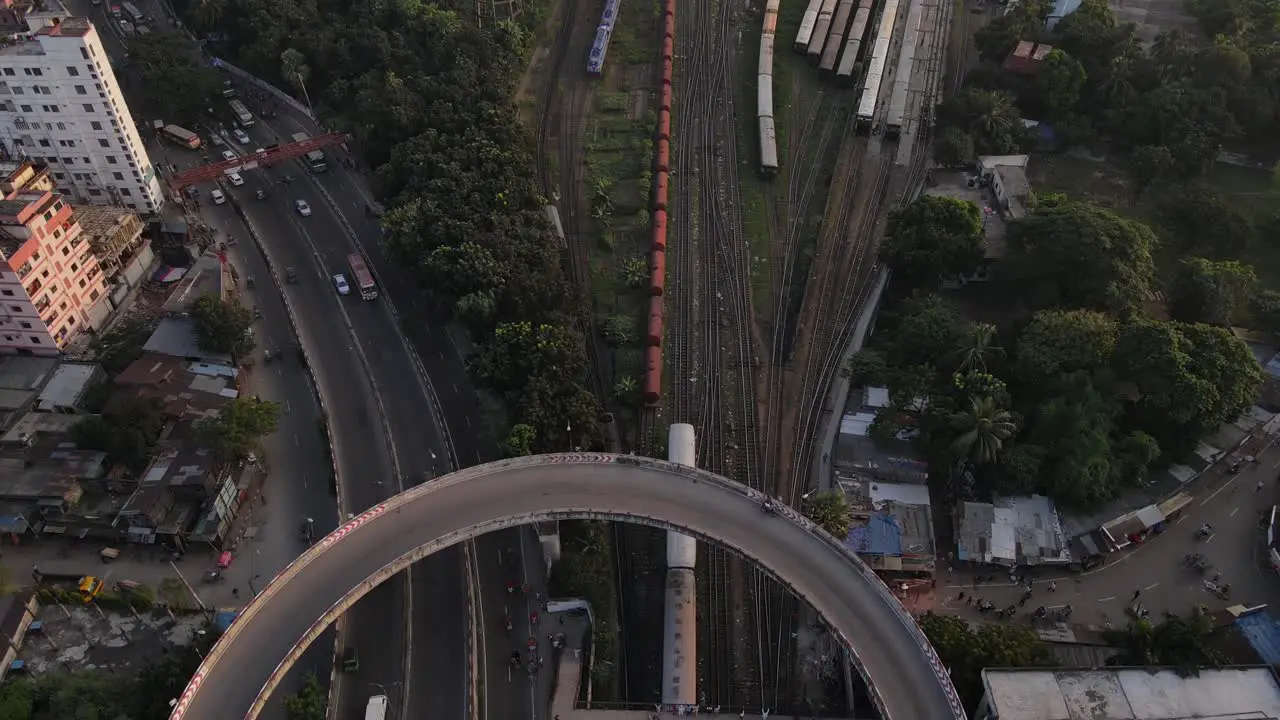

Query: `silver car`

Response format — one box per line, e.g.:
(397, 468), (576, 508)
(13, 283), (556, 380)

(295, 199), (312, 217)
(333, 274), (350, 296)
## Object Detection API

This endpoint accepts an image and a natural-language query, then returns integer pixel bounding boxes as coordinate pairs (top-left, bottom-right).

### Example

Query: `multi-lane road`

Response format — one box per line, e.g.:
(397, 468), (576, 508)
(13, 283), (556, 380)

(170, 454), (965, 720)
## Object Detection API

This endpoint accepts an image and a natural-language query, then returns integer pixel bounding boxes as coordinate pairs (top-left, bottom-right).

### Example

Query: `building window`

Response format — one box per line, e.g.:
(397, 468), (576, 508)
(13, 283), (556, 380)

(2, 68), (12, 76)
(90, 121), (102, 130)
(61, 157), (72, 164)
(70, 262), (78, 271)
(20, 321), (31, 329)
(111, 171), (122, 180)
(89, 289), (99, 301)
(66, 66), (79, 76)
(8, 304), (19, 311)
(19, 104), (30, 112)
(53, 172), (65, 180)
(56, 122), (65, 130)
(81, 157), (88, 164)
(38, 139), (49, 147)
(82, 103), (93, 112)
(88, 189), (102, 196)
(32, 68), (41, 76)
(74, 85), (86, 95)
(106, 155), (117, 164)
(41, 105), (58, 113)
(78, 278), (86, 288)
(80, 47), (89, 60)
(29, 337), (40, 344)
(98, 138), (109, 148)
(11, 86), (22, 95)
(22, 68), (31, 76)
(120, 188), (131, 196)
(0, 289), (11, 296)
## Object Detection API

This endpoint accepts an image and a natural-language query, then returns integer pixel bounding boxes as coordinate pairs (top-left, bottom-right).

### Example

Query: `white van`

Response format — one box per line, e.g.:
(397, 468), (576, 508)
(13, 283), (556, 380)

(210, 189), (226, 205)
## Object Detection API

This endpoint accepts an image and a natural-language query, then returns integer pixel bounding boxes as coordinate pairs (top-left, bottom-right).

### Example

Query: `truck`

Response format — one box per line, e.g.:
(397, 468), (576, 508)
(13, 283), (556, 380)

(160, 124), (201, 149)
(348, 254), (378, 300)
(228, 99), (254, 128)
(290, 132), (328, 173)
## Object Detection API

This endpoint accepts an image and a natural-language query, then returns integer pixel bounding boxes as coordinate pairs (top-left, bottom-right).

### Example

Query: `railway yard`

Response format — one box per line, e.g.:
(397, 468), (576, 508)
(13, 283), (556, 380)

(530, 0), (955, 711)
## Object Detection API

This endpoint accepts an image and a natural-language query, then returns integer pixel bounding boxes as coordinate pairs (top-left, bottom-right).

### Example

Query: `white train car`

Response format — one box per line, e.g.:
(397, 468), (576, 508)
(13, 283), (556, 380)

(819, 0), (857, 72)
(759, 116), (778, 172)
(836, 0), (875, 81)
(759, 31), (775, 75)
(759, 0), (781, 175)
(795, 0), (824, 51)
(806, 0), (840, 59)
(855, 0), (902, 129)
(885, 0), (926, 136)
(663, 422), (698, 707)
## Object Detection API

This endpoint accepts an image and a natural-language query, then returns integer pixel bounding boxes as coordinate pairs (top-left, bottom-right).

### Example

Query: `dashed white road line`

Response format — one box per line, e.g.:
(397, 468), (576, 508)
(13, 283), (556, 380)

(1097, 596), (1116, 602)
(1230, 506), (1240, 517)
(1144, 583), (1159, 591)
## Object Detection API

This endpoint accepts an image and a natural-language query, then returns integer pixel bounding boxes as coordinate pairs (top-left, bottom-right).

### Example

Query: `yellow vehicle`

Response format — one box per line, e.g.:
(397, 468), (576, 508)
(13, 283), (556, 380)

(77, 576), (105, 603)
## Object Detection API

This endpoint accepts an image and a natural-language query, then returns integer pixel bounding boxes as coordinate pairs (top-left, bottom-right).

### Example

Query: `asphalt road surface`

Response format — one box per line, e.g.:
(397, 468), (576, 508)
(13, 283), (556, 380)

(942, 444), (1280, 626)
(170, 454), (963, 720)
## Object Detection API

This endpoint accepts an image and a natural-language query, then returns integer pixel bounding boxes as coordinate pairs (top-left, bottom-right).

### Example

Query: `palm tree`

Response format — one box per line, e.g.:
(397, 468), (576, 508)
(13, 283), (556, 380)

(805, 491), (852, 539)
(954, 322), (1002, 373)
(967, 90), (1017, 138)
(949, 396), (1016, 464)
(1152, 29), (1192, 80)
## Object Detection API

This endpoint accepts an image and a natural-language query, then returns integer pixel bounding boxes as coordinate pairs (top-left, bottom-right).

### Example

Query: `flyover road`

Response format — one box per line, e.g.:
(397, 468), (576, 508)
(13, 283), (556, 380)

(221, 142), (467, 720)
(251, 108), (549, 720)
(169, 455), (966, 720)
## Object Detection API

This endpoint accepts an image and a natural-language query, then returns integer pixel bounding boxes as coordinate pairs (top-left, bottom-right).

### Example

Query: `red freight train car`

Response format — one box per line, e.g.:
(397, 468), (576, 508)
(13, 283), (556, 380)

(662, 36), (674, 61)
(646, 295), (664, 346)
(656, 139), (670, 172)
(654, 173), (669, 211)
(643, 345), (663, 404)
(658, 110), (671, 140)
(650, 250), (666, 296)
(651, 209), (668, 250)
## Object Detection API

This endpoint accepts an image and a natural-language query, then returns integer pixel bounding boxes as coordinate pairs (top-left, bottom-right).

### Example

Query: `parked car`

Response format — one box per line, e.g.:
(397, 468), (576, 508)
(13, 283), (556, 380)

(210, 189), (226, 205)
(295, 199), (312, 217)
(232, 128), (250, 145)
(228, 172), (244, 187)
(333, 274), (350, 296)
(221, 149), (237, 162)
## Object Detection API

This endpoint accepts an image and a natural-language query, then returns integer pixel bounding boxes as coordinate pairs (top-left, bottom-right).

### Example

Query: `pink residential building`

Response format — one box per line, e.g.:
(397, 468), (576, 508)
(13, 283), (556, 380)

(0, 160), (109, 354)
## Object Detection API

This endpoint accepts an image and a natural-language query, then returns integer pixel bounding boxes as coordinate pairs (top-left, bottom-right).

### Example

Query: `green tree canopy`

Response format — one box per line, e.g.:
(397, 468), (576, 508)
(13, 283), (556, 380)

(1036, 49), (1087, 118)
(470, 322), (588, 396)
(998, 201), (1157, 316)
(1104, 611), (1225, 669)
(1167, 257), (1257, 326)
(1158, 187), (1254, 259)
(1124, 145), (1173, 204)
(887, 296), (967, 370)
(936, 89), (1030, 156)
(70, 396), (166, 474)
(950, 395), (1017, 464)
(805, 490), (851, 539)
(284, 673), (328, 720)
(198, 396), (282, 460)
(502, 423), (536, 458)
(189, 295), (255, 359)
(881, 195), (986, 289)
(1015, 309), (1119, 386)
(918, 613), (1055, 714)
(124, 35), (222, 124)
(1114, 318), (1262, 448)
(973, 0), (1052, 60)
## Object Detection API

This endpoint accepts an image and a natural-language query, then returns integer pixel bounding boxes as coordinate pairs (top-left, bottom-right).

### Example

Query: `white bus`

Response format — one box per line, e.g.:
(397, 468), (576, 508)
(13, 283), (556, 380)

(228, 99), (254, 127)
(120, 1), (144, 24)
(364, 695), (388, 720)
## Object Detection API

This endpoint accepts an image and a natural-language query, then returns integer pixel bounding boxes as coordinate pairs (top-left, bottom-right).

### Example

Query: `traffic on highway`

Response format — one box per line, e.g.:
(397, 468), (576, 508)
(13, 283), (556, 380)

(168, 454), (965, 720)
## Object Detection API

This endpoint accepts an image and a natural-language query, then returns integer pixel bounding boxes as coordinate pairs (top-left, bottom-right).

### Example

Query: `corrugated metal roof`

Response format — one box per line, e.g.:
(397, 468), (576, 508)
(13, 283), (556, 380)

(1236, 612), (1280, 665)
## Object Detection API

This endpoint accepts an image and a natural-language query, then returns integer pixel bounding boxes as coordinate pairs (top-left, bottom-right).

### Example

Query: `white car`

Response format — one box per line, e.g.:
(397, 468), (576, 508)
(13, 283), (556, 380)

(254, 147), (265, 156)
(210, 189), (226, 205)
(228, 172), (244, 187)
(295, 199), (312, 217)
(233, 129), (251, 145)
(333, 274), (350, 296)
(221, 149), (237, 162)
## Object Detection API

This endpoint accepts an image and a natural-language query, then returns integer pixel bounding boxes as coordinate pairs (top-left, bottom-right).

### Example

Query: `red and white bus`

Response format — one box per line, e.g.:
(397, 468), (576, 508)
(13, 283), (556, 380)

(160, 124), (201, 149)
(348, 253), (378, 300)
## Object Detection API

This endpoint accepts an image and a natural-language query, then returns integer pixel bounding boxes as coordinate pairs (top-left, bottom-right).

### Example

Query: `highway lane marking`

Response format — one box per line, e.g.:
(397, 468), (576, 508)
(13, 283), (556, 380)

(1230, 506), (1240, 517)
(1201, 474), (1242, 506)
(1097, 596), (1115, 602)
(453, 383), (459, 394)
(294, 434), (300, 447)
(1144, 583), (1159, 591)
(466, 415), (472, 427)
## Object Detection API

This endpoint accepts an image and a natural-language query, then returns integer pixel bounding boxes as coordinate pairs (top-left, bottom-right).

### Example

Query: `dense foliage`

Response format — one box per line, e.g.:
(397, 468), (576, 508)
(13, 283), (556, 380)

(1103, 610), (1226, 669)
(804, 490), (852, 539)
(941, 0), (1280, 172)
(854, 198), (1261, 510)
(190, 294), (255, 359)
(178, 0), (601, 452)
(70, 396), (166, 473)
(919, 613), (1055, 713)
(881, 195), (985, 289)
(198, 395), (283, 460)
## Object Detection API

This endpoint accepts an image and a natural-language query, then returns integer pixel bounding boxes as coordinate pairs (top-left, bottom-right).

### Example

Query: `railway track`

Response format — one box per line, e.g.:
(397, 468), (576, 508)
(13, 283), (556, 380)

(666, 0), (768, 709)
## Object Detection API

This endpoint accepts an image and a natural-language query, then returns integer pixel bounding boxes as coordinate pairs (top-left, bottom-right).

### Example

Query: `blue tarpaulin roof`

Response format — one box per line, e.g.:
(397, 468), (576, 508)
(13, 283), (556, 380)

(1236, 612), (1280, 665)
(214, 609), (240, 632)
(845, 513), (902, 556)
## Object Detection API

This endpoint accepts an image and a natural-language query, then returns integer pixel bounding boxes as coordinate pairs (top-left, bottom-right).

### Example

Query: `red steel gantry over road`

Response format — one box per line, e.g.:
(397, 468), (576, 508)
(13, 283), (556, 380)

(168, 132), (350, 190)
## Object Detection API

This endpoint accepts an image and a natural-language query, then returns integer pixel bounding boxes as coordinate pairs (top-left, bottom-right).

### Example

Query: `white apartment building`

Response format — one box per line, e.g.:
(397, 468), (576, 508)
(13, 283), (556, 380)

(0, 12), (164, 212)
(0, 159), (111, 355)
